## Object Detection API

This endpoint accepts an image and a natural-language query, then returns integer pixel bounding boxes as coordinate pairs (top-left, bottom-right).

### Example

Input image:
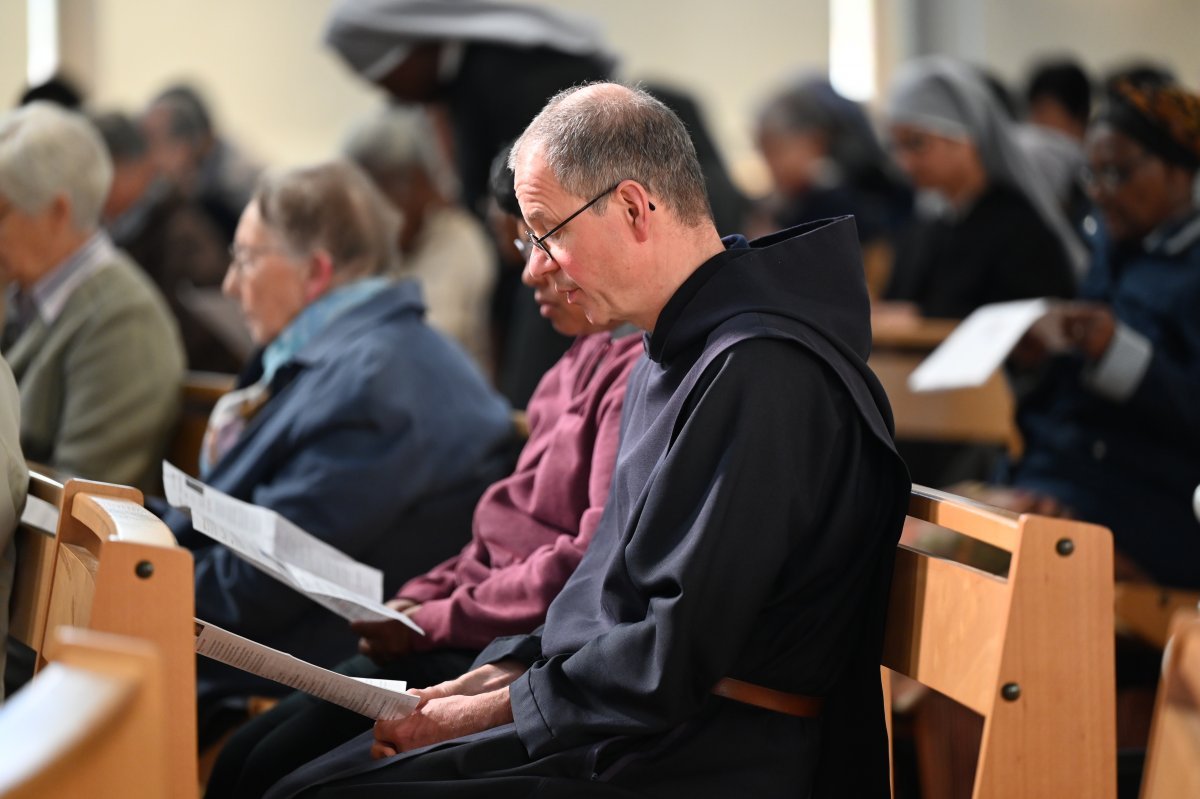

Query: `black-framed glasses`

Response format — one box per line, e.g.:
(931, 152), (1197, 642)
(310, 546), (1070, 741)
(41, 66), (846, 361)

(515, 181), (653, 262)
(1080, 155), (1152, 193)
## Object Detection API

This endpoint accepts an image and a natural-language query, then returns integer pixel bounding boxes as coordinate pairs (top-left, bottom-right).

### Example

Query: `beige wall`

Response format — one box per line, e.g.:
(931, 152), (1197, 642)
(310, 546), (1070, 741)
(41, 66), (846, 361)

(9, 0), (1200, 193)
(0, 3), (29, 108)
(75, 0), (382, 168)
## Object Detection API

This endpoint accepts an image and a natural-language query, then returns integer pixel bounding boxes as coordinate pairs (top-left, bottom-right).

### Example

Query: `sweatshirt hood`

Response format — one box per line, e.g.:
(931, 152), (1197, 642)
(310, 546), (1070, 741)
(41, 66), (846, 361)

(649, 216), (871, 366)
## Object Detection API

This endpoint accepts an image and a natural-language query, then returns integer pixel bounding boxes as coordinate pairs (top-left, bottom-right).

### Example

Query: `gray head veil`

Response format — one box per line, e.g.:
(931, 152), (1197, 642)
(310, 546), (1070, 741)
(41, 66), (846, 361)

(886, 56), (1088, 278)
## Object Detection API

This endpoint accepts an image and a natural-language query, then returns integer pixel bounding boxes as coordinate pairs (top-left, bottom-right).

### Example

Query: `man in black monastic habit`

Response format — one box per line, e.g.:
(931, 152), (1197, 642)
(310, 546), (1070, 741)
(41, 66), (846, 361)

(268, 83), (910, 799)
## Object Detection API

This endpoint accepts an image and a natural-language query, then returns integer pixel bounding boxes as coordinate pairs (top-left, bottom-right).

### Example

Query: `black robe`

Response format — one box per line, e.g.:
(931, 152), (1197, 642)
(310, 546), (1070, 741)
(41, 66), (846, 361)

(269, 218), (910, 799)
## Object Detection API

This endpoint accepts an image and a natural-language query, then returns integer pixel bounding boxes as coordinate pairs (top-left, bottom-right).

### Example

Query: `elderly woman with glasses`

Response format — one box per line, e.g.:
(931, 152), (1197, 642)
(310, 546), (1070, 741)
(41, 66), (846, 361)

(1001, 79), (1200, 590)
(161, 160), (517, 736)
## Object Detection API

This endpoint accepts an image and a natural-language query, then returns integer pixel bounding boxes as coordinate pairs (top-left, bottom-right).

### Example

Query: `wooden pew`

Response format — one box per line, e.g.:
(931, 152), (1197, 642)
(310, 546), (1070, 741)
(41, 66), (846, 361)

(870, 313), (1020, 455)
(27, 478), (198, 795)
(168, 371), (235, 478)
(883, 485), (1117, 798)
(1140, 608), (1200, 799)
(9, 467), (65, 651)
(0, 627), (170, 799)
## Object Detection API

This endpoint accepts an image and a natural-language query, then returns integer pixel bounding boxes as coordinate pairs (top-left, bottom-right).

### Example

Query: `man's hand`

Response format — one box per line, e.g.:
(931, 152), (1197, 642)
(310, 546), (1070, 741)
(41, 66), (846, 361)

(371, 686), (514, 758)
(350, 598), (420, 664)
(1013, 302), (1117, 367)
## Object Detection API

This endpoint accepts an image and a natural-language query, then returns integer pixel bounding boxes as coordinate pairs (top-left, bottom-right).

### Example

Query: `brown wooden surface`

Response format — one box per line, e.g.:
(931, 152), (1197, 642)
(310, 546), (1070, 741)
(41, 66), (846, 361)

(9, 466), (65, 648)
(0, 627), (169, 799)
(35, 480), (198, 796)
(1140, 609), (1200, 799)
(884, 487), (1117, 799)
(168, 371), (235, 477)
(1114, 582), (1200, 650)
(872, 313), (958, 351)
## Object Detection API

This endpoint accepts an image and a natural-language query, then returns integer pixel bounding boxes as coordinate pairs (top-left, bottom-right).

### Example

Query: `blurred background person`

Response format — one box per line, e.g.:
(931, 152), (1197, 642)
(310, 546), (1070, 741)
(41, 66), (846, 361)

(882, 56), (1082, 320)
(0, 354), (26, 704)
(1003, 78), (1200, 591)
(16, 74), (84, 110)
(343, 104), (495, 374)
(0, 102), (184, 492)
(140, 83), (262, 244)
(323, 0), (614, 406)
(160, 160), (516, 741)
(1025, 57), (1093, 143)
(752, 74), (912, 296)
(92, 110), (248, 372)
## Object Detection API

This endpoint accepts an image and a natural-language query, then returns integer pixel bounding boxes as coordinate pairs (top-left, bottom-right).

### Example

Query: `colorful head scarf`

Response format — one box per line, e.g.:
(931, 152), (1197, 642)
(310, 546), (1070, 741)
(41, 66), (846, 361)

(1101, 80), (1200, 171)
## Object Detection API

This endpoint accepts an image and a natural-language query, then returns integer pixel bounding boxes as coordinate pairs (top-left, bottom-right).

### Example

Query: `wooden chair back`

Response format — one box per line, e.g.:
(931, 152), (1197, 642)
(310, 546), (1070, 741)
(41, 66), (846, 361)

(883, 485), (1117, 799)
(33, 478), (197, 794)
(1140, 608), (1200, 799)
(0, 627), (170, 799)
(168, 371), (235, 477)
(9, 467), (65, 649)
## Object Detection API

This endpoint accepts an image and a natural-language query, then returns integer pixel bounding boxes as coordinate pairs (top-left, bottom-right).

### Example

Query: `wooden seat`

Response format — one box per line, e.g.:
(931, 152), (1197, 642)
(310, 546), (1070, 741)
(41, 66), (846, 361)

(9, 467), (65, 651)
(883, 485), (1117, 798)
(168, 371), (235, 477)
(0, 627), (170, 799)
(18, 478), (197, 795)
(1140, 608), (1200, 799)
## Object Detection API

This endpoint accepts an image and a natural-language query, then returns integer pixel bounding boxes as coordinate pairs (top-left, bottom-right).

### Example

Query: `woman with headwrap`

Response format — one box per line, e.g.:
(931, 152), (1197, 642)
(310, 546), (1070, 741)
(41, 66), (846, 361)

(1002, 79), (1200, 590)
(882, 57), (1082, 319)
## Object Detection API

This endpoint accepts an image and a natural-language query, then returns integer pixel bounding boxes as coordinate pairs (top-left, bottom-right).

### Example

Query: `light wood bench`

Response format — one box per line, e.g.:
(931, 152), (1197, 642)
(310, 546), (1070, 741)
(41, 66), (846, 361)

(19, 478), (197, 796)
(883, 485), (1117, 798)
(1140, 608), (1200, 799)
(0, 627), (170, 799)
(9, 467), (65, 651)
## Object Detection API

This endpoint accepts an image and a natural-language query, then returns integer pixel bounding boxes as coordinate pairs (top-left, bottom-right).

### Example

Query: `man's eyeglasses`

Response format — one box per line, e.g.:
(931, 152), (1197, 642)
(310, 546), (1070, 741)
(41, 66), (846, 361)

(228, 244), (283, 271)
(514, 181), (653, 262)
(1080, 156), (1151, 193)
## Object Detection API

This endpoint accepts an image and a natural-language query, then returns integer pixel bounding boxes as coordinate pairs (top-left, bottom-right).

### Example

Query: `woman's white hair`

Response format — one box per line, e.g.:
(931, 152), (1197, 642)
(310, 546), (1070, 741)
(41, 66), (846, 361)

(0, 101), (113, 230)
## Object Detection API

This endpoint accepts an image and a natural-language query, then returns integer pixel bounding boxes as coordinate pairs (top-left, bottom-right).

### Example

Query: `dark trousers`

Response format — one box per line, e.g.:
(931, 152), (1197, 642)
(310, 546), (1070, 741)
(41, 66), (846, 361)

(205, 649), (476, 799)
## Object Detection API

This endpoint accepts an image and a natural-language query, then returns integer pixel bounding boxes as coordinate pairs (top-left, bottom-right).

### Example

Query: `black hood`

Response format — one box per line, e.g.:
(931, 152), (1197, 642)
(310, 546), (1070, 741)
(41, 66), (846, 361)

(648, 216), (871, 366)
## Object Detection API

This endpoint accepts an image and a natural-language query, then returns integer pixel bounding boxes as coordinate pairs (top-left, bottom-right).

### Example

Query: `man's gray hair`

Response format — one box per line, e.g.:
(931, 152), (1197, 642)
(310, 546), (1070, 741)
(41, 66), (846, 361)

(253, 160), (400, 279)
(510, 83), (711, 225)
(0, 102), (113, 230)
(341, 105), (459, 200)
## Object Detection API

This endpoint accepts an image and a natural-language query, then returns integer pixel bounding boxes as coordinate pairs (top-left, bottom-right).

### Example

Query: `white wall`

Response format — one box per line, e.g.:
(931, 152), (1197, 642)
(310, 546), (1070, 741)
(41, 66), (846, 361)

(0, 3), (29, 108)
(74, 0), (382, 168)
(11, 0), (1200, 194)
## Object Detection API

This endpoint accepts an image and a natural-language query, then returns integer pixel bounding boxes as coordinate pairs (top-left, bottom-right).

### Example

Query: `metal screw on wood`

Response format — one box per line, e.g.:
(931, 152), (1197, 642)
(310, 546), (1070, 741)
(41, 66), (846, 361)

(1055, 538), (1075, 557)
(1001, 682), (1021, 702)
(135, 561), (155, 579)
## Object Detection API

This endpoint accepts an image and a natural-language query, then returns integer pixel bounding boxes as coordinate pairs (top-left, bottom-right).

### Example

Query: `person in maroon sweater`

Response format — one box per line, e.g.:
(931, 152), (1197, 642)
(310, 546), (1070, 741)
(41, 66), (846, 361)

(204, 206), (642, 799)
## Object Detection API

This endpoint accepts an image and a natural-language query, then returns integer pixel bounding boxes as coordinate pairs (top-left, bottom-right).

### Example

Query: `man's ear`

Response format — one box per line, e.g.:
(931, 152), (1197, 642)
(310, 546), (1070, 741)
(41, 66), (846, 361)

(616, 181), (655, 243)
(48, 193), (73, 230)
(306, 249), (336, 301)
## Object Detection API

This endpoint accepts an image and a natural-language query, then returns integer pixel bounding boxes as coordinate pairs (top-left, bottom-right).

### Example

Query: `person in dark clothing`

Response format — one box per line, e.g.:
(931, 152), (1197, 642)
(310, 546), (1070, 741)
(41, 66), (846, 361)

(754, 75), (912, 249)
(884, 57), (1081, 319)
(92, 110), (248, 372)
(323, 1), (615, 407)
(266, 83), (909, 799)
(1026, 58), (1093, 144)
(1004, 79), (1200, 589)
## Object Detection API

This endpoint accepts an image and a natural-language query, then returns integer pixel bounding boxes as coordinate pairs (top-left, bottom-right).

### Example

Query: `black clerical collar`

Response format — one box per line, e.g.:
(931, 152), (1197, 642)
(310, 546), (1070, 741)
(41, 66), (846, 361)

(647, 236), (750, 363)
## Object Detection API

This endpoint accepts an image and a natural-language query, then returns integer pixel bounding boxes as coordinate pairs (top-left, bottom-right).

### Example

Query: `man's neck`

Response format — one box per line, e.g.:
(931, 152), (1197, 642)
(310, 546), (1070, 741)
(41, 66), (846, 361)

(20, 228), (93, 291)
(640, 226), (726, 333)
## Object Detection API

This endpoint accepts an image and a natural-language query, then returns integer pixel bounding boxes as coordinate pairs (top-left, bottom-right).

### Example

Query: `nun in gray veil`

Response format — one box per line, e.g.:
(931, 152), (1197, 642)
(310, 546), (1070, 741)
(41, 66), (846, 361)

(882, 56), (1084, 319)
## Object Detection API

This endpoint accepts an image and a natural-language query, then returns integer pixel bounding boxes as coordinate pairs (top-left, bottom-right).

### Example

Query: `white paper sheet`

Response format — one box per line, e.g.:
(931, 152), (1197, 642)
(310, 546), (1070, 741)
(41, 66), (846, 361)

(193, 619), (418, 720)
(908, 299), (1050, 392)
(163, 462), (423, 634)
